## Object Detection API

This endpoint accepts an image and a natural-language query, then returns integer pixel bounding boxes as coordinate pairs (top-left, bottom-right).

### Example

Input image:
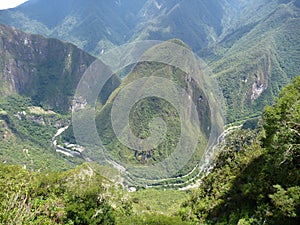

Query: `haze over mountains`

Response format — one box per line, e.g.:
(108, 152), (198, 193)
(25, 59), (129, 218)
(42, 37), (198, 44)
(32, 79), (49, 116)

(0, 0), (299, 121)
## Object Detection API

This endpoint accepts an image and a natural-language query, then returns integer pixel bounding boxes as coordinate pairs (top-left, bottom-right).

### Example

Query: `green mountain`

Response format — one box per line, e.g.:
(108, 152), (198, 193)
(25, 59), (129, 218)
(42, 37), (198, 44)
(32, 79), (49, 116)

(96, 59), (300, 223)
(0, 0), (147, 55)
(0, 23), (121, 171)
(65, 39), (221, 186)
(0, 0), (299, 123)
(0, 0), (230, 53)
(132, 0), (238, 51)
(180, 75), (300, 224)
(204, 0), (300, 122)
(0, 23), (120, 113)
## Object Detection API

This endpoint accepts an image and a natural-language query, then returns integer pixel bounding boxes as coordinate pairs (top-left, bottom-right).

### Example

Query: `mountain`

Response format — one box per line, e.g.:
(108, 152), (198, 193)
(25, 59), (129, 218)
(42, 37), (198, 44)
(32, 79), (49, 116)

(0, 23), (120, 171)
(0, 0), (241, 53)
(0, 0), (148, 55)
(65, 39), (220, 185)
(0, 0), (299, 123)
(181, 75), (300, 225)
(0, 1), (299, 224)
(203, 0), (300, 121)
(0, 23), (120, 112)
(132, 0), (238, 52)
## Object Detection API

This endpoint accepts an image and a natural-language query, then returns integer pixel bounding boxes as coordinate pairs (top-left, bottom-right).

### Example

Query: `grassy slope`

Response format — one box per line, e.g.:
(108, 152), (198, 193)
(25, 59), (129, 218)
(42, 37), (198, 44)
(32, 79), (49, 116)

(130, 189), (189, 216)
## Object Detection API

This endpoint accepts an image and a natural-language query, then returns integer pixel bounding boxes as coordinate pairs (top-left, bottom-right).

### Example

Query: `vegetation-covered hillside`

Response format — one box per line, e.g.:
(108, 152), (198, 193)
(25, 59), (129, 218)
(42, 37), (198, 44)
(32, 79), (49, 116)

(0, 162), (191, 225)
(91, 40), (213, 184)
(207, 0), (300, 122)
(0, 0), (148, 55)
(0, 0), (299, 123)
(1, 75), (299, 224)
(0, 163), (127, 225)
(0, 23), (120, 113)
(0, 1), (299, 224)
(181, 75), (300, 224)
(0, 24), (121, 172)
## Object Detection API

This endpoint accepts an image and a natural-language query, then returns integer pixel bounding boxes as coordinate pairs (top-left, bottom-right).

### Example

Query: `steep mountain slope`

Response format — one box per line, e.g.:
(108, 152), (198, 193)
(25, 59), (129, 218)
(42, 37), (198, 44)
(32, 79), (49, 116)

(0, 0), (299, 123)
(181, 75), (300, 225)
(204, 0), (300, 122)
(0, 0), (238, 54)
(132, 0), (239, 51)
(0, 23), (120, 112)
(86, 40), (217, 186)
(0, 24), (120, 170)
(0, 0), (147, 55)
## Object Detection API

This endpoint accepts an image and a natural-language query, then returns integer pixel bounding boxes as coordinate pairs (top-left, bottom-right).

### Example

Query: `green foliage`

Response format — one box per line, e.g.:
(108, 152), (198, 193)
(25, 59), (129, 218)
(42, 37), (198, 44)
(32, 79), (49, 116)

(130, 189), (189, 216)
(180, 76), (300, 224)
(0, 94), (84, 171)
(263, 76), (300, 164)
(0, 163), (121, 224)
(0, 162), (193, 224)
(269, 185), (300, 219)
(117, 213), (191, 225)
(94, 60), (210, 181)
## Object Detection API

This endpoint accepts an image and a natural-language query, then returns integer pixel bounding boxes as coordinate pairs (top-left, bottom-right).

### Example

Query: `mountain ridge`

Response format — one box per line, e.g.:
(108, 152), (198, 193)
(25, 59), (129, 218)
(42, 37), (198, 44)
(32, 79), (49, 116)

(0, 0), (299, 122)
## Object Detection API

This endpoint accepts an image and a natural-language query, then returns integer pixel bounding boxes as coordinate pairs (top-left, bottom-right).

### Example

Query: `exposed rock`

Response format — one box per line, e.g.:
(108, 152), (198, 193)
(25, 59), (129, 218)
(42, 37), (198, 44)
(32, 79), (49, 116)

(251, 82), (266, 100)
(0, 23), (120, 113)
(0, 119), (14, 140)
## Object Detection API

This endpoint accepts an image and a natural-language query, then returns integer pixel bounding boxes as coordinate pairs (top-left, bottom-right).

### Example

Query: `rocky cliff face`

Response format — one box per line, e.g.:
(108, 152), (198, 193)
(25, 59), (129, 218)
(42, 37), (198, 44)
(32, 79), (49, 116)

(0, 23), (120, 112)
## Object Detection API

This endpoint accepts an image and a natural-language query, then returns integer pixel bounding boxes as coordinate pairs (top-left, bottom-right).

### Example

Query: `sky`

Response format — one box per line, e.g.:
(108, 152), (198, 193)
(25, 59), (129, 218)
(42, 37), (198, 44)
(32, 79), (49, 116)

(0, 0), (28, 10)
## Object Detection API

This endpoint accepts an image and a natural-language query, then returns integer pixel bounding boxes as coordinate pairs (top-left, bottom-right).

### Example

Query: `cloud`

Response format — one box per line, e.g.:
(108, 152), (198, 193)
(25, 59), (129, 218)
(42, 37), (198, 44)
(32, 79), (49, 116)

(0, 0), (28, 10)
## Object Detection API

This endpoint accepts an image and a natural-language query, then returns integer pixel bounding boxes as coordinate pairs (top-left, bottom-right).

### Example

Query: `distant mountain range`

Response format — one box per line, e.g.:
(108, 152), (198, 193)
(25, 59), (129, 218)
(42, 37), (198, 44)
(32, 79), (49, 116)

(0, 0), (252, 54)
(0, 0), (299, 122)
